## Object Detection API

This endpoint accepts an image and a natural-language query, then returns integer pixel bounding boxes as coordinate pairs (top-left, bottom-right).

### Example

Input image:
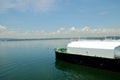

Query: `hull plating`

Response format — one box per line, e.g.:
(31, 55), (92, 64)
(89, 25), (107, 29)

(55, 49), (120, 72)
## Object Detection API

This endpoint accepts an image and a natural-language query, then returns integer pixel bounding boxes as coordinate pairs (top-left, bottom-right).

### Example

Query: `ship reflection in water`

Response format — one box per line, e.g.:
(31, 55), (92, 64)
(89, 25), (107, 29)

(55, 59), (120, 80)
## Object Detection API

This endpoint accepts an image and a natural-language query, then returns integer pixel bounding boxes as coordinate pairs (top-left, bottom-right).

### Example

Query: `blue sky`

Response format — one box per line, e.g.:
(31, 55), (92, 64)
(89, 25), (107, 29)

(0, 0), (120, 38)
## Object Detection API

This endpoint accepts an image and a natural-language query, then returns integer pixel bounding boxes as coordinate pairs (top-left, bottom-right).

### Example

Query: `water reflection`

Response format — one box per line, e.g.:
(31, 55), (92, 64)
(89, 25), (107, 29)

(55, 59), (120, 80)
(0, 39), (71, 48)
(0, 39), (120, 80)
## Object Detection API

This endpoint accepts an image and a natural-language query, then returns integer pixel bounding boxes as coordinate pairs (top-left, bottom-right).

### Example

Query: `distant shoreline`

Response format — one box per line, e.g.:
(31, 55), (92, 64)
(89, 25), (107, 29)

(0, 38), (72, 41)
(0, 36), (120, 41)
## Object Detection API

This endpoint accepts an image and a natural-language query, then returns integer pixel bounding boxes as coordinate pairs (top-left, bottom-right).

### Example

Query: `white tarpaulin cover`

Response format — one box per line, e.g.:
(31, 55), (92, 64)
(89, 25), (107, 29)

(67, 40), (120, 59)
(67, 41), (120, 50)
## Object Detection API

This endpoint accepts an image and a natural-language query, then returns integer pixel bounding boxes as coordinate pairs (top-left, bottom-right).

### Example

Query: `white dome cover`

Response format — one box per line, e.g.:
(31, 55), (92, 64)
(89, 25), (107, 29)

(67, 40), (120, 50)
(67, 40), (120, 59)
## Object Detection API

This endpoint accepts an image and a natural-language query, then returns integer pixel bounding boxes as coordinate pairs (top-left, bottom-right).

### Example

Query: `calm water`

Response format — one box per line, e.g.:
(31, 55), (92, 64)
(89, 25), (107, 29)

(0, 40), (120, 80)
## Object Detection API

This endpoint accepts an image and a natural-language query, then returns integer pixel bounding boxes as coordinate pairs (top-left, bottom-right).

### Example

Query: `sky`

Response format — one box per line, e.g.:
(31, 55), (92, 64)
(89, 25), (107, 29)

(0, 0), (120, 38)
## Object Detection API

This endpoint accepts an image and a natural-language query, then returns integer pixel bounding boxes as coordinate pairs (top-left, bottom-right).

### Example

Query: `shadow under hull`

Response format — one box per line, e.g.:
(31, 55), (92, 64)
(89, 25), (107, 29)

(55, 49), (120, 73)
(55, 59), (120, 80)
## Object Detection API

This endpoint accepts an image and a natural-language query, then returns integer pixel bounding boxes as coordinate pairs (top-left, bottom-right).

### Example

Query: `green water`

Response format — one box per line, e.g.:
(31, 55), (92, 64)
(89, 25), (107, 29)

(0, 40), (120, 80)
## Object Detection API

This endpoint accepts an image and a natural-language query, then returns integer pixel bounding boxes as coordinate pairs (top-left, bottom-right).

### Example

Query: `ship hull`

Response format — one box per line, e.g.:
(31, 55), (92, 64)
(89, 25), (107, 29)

(55, 48), (120, 72)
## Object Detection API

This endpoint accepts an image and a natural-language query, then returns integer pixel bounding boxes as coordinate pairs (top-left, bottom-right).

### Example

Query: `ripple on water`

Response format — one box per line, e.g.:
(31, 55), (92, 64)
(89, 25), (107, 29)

(0, 62), (17, 79)
(0, 57), (37, 80)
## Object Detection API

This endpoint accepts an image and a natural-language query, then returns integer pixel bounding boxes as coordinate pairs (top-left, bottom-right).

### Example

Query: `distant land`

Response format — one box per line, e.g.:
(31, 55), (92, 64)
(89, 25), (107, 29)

(0, 36), (120, 41)
(0, 38), (69, 41)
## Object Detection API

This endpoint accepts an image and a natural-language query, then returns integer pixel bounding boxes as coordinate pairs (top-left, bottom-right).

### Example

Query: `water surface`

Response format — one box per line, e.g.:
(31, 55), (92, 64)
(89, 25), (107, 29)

(0, 40), (120, 80)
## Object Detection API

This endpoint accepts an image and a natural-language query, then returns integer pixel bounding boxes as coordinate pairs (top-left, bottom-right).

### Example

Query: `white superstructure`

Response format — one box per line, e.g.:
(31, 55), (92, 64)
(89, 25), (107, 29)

(67, 40), (120, 59)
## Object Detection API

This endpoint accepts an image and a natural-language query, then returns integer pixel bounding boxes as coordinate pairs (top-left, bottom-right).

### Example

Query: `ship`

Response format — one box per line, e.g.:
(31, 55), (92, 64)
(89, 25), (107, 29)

(54, 40), (120, 72)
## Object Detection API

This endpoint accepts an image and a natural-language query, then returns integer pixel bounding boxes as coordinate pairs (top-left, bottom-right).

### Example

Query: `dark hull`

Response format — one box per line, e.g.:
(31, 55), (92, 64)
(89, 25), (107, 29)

(55, 49), (120, 72)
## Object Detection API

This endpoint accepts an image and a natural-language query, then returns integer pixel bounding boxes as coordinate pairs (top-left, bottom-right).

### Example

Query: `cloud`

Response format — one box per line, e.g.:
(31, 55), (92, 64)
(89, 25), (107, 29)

(0, 26), (120, 38)
(56, 27), (65, 33)
(51, 26), (120, 37)
(98, 11), (109, 16)
(0, 0), (56, 13)
(81, 26), (90, 32)
(69, 27), (76, 31)
(0, 25), (6, 30)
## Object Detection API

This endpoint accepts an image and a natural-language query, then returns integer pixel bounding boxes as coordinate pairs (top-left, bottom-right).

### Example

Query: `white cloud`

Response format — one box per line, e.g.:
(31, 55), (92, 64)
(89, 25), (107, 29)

(69, 27), (76, 31)
(0, 26), (120, 38)
(0, 25), (6, 30)
(56, 27), (65, 33)
(81, 26), (90, 31)
(46, 26), (120, 38)
(0, 0), (56, 13)
(99, 11), (109, 16)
